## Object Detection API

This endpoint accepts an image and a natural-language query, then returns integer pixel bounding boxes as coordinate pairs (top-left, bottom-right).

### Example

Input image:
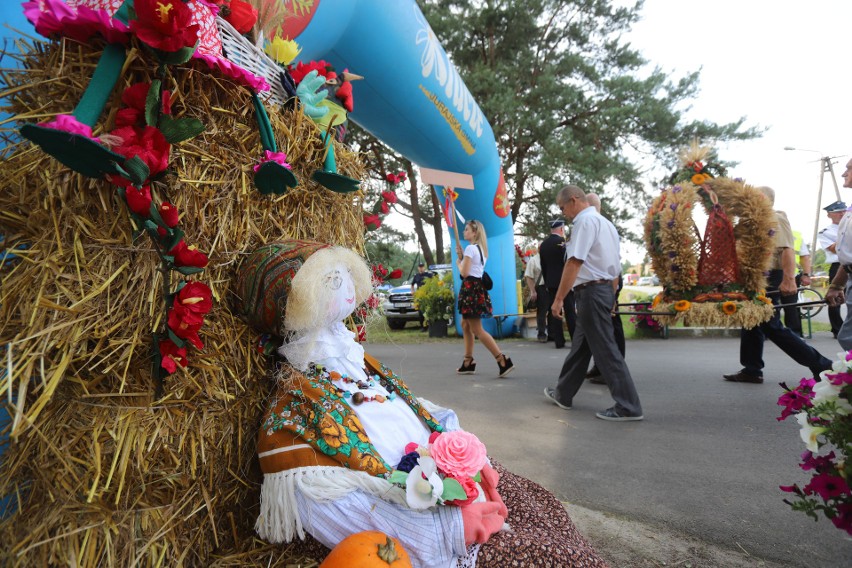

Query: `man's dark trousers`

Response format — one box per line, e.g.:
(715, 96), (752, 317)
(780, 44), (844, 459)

(740, 269), (831, 377)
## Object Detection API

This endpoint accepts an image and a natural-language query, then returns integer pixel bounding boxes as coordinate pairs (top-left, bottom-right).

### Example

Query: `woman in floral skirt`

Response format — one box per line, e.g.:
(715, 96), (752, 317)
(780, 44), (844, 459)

(455, 220), (514, 377)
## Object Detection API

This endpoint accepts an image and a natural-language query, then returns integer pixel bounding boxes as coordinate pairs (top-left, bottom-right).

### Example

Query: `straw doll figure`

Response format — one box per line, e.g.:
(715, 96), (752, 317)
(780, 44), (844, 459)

(235, 240), (606, 568)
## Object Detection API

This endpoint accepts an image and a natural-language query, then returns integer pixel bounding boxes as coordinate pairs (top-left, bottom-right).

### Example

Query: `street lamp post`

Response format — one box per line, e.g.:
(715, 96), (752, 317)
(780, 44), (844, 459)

(783, 147), (843, 256)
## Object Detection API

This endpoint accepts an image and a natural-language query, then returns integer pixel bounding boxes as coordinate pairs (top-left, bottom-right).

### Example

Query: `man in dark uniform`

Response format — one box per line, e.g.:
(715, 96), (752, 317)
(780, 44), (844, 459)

(539, 220), (575, 348)
(411, 262), (434, 331)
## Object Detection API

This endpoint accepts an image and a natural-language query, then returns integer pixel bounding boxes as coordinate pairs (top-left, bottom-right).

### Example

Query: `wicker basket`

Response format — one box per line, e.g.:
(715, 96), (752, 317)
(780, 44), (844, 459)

(216, 16), (289, 104)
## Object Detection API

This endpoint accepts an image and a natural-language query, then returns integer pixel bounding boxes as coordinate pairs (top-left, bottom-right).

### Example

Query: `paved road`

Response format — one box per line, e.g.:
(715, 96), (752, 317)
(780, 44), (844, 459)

(366, 331), (851, 568)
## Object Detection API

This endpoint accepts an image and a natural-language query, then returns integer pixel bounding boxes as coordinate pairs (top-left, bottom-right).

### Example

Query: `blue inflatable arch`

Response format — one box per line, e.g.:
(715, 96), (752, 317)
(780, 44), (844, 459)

(289, 0), (517, 336)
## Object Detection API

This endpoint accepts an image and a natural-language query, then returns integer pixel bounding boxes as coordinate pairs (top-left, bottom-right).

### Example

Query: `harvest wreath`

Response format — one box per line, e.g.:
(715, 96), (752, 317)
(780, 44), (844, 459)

(643, 149), (776, 329)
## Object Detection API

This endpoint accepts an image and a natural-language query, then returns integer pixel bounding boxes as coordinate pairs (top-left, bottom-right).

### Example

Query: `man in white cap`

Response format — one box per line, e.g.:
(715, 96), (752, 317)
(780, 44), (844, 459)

(818, 200), (847, 337)
(825, 157), (852, 348)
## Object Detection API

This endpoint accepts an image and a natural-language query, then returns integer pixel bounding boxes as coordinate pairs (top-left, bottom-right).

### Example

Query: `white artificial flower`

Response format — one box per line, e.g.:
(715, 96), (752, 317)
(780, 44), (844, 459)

(812, 380), (842, 404)
(405, 456), (443, 510)
(796, 412), (827, 453)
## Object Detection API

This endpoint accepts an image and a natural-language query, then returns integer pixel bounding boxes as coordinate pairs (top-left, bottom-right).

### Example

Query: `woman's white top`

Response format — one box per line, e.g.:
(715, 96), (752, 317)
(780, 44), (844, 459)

(463, 244), (486, 278)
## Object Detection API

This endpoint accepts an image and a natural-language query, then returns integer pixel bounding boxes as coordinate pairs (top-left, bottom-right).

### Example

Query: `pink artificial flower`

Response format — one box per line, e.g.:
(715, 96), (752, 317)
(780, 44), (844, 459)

(23, 0), (131, 44)
(363, 213), (381, 230)
(445, 474), (480, 507)
(38, 114), (99, 141)
(190, 53), (270, 91)
(253, 150), (291, 172)
(397, 171), (407, 181)
(404, 442), (420, 455)
(125, 185), (152, 216)
(430, 430), (488, 478)
(428, 431), (442, 444)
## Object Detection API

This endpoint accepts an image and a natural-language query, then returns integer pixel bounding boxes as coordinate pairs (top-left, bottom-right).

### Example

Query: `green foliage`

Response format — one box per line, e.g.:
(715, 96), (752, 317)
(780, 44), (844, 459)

(417, 0), (761, 241)
(365, 230), (419, 284)
(413, 272), (455, 324)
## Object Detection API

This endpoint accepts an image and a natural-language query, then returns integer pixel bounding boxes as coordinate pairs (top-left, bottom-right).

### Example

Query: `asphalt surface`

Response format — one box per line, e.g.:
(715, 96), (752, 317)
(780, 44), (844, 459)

(365, 328), (851, 568)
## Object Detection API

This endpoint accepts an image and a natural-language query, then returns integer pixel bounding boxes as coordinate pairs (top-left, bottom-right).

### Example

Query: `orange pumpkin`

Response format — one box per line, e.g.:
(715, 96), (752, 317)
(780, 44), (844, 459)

(320, 531), (413, 567)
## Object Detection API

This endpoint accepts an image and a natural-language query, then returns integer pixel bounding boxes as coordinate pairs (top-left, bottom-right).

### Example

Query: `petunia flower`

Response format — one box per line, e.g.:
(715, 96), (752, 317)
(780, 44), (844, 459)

(830, 502), (852, 534)
(795, 413), (827, 453)
(803, 473), (850, 502)
(130, 0), (200, 53)
(405, 456), (443, 510)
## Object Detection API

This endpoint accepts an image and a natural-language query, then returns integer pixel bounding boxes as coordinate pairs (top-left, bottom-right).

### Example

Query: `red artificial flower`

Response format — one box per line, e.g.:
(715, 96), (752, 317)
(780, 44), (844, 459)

(380, 200), (389, 214)
(388, 268), (402, 279)
(693, 161), (704, 172)
(159, 338), (187, 373)
(290, 60), (333, 84)
(167, 304), (204, 349)
(222, 0), (258, 34)
(385, 173), (398, 183)
(175, 281), (213, 315)
(397, 171), (407, 181)
(381, 190), (398, 204)
(115, 83), (173, 127)
(445, 474), (479, 507)
(363, 213), (381, 230)
(109, 125), (171, 181)
(169, 240), (209, 268)
(130, 0), (199, 52)
(159, 201), (180, 227)
(335, 79), (354, 112)
(125, 185), (152, 216)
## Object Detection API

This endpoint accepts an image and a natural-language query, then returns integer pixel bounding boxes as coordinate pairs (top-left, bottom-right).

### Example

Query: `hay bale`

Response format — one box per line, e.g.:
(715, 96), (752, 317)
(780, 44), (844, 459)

(0, 37), (365, 566)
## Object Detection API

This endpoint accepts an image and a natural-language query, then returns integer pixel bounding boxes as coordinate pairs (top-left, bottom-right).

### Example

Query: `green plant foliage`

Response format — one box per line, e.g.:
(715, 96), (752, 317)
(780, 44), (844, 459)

(413, 272), (455, 325)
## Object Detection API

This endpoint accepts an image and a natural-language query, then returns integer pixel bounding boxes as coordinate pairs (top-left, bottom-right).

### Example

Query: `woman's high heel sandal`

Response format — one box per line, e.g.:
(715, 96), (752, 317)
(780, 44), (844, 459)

(497, 353), (515, 378)
(457, 356), (477, 375)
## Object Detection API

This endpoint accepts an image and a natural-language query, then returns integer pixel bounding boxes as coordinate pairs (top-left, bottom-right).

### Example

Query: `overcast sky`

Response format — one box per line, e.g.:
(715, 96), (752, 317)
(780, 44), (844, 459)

(620, 0), (851, 262)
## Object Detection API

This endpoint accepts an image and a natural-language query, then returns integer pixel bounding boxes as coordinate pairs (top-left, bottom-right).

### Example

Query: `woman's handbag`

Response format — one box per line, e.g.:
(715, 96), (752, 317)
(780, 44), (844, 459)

(476, 246), (494, 290)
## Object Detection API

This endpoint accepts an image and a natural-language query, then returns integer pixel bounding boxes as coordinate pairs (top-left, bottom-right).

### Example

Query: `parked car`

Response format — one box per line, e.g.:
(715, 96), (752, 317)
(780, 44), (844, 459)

(636, 276), (659, 286)
(384, 264), (452, 329)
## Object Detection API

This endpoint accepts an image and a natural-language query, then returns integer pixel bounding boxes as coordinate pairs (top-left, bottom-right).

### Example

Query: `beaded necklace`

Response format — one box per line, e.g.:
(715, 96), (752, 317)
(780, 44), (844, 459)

(332, 370), (398, 405)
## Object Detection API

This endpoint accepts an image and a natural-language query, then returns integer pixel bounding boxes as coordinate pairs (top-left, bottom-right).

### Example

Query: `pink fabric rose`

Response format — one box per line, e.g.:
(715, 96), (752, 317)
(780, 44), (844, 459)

(430, 430), (487, 478)
(446, 474), (480, 507)
(38, 114), (99, 141)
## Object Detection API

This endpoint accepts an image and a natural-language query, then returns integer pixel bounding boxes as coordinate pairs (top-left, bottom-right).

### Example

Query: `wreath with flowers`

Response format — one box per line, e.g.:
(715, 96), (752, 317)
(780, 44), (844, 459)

(644, 144), (776, 329)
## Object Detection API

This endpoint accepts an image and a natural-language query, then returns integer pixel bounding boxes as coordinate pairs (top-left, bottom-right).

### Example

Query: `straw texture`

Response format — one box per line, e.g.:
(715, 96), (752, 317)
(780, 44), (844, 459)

(0, 37), (364, 566)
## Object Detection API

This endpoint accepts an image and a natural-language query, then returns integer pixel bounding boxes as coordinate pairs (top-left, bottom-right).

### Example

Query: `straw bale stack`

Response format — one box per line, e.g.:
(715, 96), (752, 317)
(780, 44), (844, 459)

(0, 37), (365, 566)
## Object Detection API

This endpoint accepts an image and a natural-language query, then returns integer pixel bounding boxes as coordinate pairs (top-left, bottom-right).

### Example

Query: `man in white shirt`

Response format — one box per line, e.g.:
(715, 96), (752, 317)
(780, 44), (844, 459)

(818, 200), (846, 337)
(523, 252), (548, 342)
(825, 157), (852, 349)
(543, 185), (643, 421)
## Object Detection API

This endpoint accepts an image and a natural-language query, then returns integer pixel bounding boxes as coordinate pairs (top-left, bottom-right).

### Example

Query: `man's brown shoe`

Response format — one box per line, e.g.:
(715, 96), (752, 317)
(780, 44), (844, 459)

(723, 371), (763, 384)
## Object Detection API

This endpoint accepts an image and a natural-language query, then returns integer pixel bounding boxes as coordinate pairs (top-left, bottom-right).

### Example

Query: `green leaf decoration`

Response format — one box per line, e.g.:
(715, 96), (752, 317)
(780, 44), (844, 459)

(440, 477), (468, 502)
(122, 156), (150, 186)
(472, 471), (481, 483)
(388, 470), (409, 485)
(148, 201), (168, 229)
(175, 266), (204, 276)
(167, 329), (186, 349)
(155, 43), (198, 66)
(144, 220), (159, 232)
(145, 79), (161, 127)
(165, 228), (184, 251)
(254, 161), (298, 195)
(159, 116), (205, 145)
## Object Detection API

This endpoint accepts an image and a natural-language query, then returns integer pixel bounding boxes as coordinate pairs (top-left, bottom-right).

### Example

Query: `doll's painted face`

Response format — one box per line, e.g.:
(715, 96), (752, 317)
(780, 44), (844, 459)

(322, 261), (357, 324)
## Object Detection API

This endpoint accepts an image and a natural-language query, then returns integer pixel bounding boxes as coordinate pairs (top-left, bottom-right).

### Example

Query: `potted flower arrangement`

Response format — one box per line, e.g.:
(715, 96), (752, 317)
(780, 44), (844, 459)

(629, 295), (665, 337)
(777, 351), (852, 535)
(413, 272), (455, 337)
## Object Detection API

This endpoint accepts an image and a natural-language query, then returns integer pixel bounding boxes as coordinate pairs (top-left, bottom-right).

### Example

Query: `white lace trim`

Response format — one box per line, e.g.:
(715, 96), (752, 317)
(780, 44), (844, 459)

(278, 321), (364, 372)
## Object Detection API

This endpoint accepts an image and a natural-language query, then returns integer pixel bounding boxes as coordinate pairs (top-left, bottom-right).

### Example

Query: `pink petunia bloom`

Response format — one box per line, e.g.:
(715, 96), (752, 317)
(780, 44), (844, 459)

(803, 473), (850, 502)
(38, 114), (99, 141)
(776, 378), (815, 421)
(799, 450), (837, 472)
